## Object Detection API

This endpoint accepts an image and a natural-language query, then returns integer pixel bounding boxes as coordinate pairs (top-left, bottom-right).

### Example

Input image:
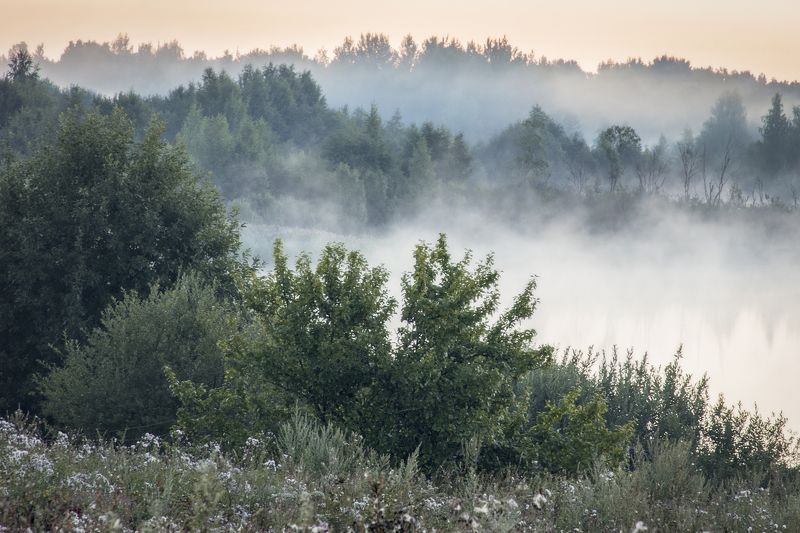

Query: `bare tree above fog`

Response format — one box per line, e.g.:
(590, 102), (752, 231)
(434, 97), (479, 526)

(676, 129), (700, 200)
(701, 134), (735, 207)
(698, 92), (749, 206)
(635, 135), (670, 193)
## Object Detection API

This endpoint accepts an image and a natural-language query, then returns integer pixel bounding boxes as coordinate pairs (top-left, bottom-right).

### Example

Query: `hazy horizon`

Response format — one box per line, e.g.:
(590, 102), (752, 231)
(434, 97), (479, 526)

(4, 0), (799, 82)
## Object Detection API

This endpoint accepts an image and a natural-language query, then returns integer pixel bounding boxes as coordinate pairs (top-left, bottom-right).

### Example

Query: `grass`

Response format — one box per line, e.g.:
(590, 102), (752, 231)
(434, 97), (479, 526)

(2, 413), (800, 532)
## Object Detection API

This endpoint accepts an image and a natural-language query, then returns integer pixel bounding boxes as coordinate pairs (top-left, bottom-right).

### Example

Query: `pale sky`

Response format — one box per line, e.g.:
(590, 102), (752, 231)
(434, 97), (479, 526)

(3, 0), (798, 81)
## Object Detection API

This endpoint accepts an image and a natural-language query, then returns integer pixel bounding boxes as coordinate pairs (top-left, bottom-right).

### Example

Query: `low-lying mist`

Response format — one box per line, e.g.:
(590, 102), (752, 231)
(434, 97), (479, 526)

(240, 198), (800, 429)
(16, 35), (800, 143)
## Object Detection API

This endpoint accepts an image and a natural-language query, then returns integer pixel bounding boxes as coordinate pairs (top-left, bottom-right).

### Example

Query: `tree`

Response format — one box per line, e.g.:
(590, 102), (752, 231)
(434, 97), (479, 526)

(789, 105), (800, 171)
(597, 125), (642, 192)
(400, 136), (435, 206)
(373, 235), (552, 467)
(171, 240), (395, 446)
(6, 45), (39, 82)
(398, 35), (418, 70)
(563, 134), (595, 194)
(196, 68), (244, 127)
(758, 93), (790, 177)
(446, 133), (473, 181)
(701, 134), (735, 207)
(0, 110), (244, 413)
(172, 236), (552, 469)
(40, 276), (230, 440)
(242, 241), (395, 428)
(323, 105), (392, 174)
(0, 45), (58, 155)
(635, 135), (669, 193)
(697, 397), (798, 484)
(677, 129), (700, 200)
(698, 92), (749, 203)
(516, 107), (552, 181)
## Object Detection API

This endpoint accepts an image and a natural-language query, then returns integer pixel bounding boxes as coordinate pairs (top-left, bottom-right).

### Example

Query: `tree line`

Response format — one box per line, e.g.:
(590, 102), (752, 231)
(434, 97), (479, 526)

(3, 46), (800, 237)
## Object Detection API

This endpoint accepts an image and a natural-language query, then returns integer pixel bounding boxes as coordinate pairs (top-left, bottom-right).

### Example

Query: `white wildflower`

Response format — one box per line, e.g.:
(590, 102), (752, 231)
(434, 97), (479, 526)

(532, 493), (547, 510)
(473, 502), (489, 515)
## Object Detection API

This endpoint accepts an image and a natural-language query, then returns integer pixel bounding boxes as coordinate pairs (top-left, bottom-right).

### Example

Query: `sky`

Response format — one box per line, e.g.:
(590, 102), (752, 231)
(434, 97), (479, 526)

(2, 0), (798, 81)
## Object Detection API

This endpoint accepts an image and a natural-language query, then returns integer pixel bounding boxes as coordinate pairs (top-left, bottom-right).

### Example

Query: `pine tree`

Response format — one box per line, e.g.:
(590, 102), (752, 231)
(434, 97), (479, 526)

(759, 93), (790, 176)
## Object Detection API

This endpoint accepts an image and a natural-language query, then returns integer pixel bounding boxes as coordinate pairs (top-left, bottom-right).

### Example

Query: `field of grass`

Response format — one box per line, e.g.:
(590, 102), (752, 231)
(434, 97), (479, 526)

(2, 413), (798, 532)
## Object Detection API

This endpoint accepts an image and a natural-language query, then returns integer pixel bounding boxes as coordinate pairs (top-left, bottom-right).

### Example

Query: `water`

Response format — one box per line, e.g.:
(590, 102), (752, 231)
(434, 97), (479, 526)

(242, 210), (800, 429)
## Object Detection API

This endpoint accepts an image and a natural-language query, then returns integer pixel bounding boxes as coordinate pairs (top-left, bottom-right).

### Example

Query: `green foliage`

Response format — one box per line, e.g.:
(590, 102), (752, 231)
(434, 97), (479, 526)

(39, 276), (230, 440)
(529, 389), (633, 475)
(167, 360), (291, 449)
(249, 240), (396, 427)
(400, 134), (435, 206)
(697, 397), (799, 484)
(0, 50), (62, 155)
(196, 68), (244, 127)
(372, 235), (551, 467)
(323, 105), (393, 175)
(277, 410), (370, 479)
(172, 236), (552, 471)
(520, 347), (798, 484)
(597, 125), (642, 192)
(595, 348), (708, 445)
(758, 93), (791, 176)
(0, 110), (244, 413)
(6, 46), (39, 82)
(172, 240), (395, 446)
(239, 63), (331, 145)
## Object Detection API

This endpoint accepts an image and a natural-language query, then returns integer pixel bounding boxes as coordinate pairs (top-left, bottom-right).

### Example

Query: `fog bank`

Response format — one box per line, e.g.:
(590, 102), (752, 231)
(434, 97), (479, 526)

(241, 201), (800, 428)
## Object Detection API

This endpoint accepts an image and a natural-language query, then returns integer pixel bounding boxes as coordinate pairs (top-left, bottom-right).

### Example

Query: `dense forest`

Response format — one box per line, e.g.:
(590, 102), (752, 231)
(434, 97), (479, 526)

(1, 44), (800, 530)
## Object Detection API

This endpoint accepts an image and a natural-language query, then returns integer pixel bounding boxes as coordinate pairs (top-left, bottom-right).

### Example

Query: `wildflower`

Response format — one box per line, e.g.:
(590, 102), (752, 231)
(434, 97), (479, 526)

(632, 521), (648, 533)
(473, 502), (489, 515)
(532, 493), (547, 510)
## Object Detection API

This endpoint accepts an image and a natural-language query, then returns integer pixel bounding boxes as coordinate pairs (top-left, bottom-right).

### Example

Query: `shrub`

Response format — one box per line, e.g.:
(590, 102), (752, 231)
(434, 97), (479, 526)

(40, 275), (231, 440)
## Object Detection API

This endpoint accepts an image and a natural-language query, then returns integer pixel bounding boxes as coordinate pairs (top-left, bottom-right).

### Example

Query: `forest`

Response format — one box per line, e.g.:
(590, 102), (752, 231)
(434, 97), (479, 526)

(1, 40), (800, 531)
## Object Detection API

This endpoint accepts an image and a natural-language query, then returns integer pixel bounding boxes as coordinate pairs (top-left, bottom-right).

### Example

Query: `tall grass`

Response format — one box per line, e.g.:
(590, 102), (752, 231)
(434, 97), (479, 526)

(2, 412), (799, 531)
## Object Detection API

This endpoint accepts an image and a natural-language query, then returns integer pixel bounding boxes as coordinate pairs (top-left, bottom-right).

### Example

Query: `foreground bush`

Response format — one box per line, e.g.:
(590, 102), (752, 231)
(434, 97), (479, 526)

(40, 275), (232, 440)
(1, 413), (799, 531)
(173, 235), (554, 470)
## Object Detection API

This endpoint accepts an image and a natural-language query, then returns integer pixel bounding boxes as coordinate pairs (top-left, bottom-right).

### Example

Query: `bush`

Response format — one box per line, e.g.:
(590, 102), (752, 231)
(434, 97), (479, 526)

(529, 389), (633, 475)
(173, 235), (552, 470)
(40, 275), (231, 440)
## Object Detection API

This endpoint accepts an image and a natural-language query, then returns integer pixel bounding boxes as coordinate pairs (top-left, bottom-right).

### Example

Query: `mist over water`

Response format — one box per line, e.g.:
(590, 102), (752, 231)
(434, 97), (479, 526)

(241, 203), (800, 429)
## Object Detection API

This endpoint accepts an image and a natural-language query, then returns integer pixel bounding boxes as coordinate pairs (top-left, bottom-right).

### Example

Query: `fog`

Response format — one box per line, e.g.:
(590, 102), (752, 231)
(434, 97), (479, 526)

(6, 32), (800, 430)
(16, 35), (800, 142)
(239, 198), (800, 429)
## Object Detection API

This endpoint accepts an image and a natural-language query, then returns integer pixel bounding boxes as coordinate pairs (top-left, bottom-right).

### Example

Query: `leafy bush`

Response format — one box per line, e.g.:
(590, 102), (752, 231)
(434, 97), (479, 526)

(529, 389), (633, 475)
(522, 346), (799, 484)
(39, 275), (231, 440)
(372, 235), (552, 467)
(173, 235), (553, 470)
